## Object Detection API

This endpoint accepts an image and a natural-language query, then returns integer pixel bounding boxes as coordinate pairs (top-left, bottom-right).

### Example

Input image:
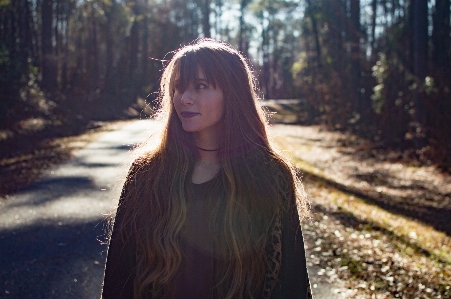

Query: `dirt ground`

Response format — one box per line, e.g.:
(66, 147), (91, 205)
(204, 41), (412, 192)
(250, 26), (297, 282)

(270, 124), (451, 299)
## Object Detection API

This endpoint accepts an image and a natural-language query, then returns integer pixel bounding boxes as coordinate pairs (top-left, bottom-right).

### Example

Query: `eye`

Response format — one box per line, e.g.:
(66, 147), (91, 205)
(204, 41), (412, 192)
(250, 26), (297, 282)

(174, 83), (182, 92)
(196, 82), (208, 90)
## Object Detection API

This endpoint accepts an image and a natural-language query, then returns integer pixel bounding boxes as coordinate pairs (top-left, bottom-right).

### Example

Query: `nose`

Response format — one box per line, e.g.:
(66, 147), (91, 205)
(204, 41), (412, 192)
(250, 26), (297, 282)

(180, 89), (194, 105)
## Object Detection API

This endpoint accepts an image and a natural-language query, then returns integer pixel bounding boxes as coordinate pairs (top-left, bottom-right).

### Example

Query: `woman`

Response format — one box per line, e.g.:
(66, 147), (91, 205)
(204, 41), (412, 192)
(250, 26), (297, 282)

(102, 38), (312, 299)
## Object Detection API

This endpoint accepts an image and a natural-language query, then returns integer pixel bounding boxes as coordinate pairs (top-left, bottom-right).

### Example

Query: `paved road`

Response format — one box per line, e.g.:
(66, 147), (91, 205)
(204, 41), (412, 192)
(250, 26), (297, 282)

(0, 120), (157, 299)
(0, 120), (344, 299)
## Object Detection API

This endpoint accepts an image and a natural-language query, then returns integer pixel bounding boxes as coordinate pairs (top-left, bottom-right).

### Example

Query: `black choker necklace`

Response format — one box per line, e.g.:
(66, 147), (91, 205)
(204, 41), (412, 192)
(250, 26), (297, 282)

(196, 146), (220, 152)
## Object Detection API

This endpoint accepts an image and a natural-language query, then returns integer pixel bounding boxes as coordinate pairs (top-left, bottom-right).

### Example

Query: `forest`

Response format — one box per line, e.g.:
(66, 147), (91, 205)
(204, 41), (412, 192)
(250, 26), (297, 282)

(1, 0), (451, 170)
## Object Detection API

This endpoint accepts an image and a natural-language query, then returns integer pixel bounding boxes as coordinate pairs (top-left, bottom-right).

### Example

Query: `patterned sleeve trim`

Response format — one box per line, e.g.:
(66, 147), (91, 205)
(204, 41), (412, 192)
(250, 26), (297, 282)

(262, 210), (282, 299)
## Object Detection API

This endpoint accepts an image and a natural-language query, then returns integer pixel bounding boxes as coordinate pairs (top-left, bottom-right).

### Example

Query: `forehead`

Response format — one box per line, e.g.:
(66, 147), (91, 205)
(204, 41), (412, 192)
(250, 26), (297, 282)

(196, 68), (206, 79)
(172, 54), (215, 87)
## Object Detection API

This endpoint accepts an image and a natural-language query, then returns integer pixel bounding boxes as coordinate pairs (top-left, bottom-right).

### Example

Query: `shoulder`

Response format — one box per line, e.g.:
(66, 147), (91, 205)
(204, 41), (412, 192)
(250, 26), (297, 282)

(119, 153), (160, 202)
(254, 149), (294, 179)
(268, 154), (296, 196)
(258, 150), (310, 220)
(126, 153), (161, 181)
(115, 154), (157, 227)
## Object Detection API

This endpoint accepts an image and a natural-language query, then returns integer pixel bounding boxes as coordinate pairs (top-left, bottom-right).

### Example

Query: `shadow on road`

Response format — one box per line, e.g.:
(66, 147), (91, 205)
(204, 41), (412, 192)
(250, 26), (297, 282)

(4, 176), (95, 208)
(0, 120), (157, 298)
(0, 219), (107, 299)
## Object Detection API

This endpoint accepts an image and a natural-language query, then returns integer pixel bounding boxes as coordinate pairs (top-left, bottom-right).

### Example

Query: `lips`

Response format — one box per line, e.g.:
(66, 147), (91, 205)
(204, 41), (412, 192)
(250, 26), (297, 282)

(180, 112), (199, 118)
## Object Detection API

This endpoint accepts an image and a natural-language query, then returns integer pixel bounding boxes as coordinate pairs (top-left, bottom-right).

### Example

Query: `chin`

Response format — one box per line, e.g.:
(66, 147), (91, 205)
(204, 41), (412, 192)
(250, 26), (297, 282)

(182, 125), (198, 132)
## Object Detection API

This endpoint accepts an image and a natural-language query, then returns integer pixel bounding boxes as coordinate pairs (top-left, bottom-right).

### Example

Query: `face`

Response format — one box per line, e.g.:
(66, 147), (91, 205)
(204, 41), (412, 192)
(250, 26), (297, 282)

(173, 68), (225, 138)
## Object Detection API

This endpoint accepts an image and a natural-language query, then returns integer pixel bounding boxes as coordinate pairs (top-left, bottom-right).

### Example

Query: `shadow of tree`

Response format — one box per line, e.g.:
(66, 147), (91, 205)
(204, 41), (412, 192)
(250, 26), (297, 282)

(3, 176), (96, 208)
(303, 171), (451, 236)
(352, 171), (432, 192)
(282, 134), (339, 149)
(311, 204), (442, 262)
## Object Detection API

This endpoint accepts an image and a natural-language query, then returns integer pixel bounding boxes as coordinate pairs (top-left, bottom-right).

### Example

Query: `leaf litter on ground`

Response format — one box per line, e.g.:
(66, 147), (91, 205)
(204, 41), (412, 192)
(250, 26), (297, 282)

(270, 124), (451, 299)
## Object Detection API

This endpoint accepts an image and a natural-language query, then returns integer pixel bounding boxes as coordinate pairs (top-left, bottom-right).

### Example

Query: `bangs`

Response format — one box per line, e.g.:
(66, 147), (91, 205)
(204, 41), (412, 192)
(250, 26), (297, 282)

(170, 50), (218, 92)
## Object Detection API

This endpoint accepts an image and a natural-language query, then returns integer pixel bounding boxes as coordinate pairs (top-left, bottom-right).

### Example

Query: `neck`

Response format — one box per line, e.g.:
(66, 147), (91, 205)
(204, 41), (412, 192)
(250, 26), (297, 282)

(196, 145), (220, 151)
(191, 131), (222, 183)
(193, 131), (220, 159)
(196, 147), (219, 162)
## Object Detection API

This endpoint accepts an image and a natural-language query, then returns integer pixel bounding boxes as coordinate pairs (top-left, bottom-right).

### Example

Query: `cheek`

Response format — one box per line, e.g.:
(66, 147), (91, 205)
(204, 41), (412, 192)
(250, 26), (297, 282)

(216, 92), (225, 117)
(210, 100), (224, 120)
(219, 101), (225, 118)
(172, 102), (183, 121)
(172, 95), (181, 110)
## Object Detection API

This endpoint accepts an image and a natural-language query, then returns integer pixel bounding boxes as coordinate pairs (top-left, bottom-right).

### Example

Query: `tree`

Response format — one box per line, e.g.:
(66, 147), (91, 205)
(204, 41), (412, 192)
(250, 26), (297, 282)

(305, 0), (322, 67)
(370, 0), (377, 59)
(202, 0), (211, 37)
(432, 0), (451, 76)
(411, 0), (428, 148)
(41, 0), (57, 91)
(238, 0), (251, 53)
(0, 0), (38, 122)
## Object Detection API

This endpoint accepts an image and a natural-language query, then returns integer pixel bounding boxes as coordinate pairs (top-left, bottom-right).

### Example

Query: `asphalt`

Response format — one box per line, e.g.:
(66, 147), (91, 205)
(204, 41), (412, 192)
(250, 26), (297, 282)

(0, 119), (344, 299)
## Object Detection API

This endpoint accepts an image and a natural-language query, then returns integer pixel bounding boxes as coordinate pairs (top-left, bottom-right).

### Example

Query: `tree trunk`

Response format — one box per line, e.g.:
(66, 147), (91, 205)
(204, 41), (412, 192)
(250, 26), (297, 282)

(214, 0), (223, 39)
(20, 0), (34, 72)
(202, 0), (211, 37)
(411, 0), (428, 149)
(238, 0), (249, 53)
(306, 0), (322, 67)
(61, 2), (71, 90)
(89, 2), (99, 90)
(432, 0), (451, 74)
(260, 12), (270, 98)
(349, 0), (362, 114)
(41, 0), (57, 91)
(140, 16), (150, 95)
(370, 0), (377, 59)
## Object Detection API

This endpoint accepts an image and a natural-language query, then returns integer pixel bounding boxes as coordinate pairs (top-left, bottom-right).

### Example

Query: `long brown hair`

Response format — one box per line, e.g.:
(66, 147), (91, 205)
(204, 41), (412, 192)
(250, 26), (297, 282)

(114, 38), (309, 299)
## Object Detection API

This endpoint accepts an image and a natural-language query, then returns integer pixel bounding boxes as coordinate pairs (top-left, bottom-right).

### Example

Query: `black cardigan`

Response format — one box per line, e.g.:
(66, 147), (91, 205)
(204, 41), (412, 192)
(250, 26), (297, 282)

(101, 172), (312, 299)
